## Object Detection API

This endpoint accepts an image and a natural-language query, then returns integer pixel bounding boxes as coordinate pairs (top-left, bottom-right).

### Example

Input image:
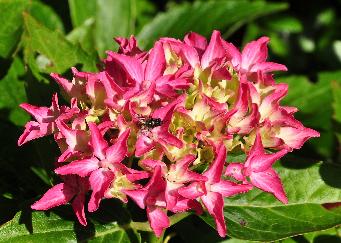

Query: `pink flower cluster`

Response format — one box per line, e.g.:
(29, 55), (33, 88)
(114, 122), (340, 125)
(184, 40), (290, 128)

(18, 31), (319, 237)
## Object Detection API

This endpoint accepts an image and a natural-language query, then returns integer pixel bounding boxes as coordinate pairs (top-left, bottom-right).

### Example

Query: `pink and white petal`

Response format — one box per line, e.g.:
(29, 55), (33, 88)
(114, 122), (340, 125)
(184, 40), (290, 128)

(277, 126), (320, 150)
(72, 193), (87, 226)
(165, 182), (182, 210)
(107, 52), (144, 83)
(210, 180), (253, 197)
(105, 128), (130, 163)
(225, 163), (246, 181)
(178, 182), (206, 199)
(140, 159), (167, 172)
(135, 134), (155, 157)
(180, 44), (200, 68)
(203, 144), (226, 184)
(152, 94), (185, 121)
(158, 131), (183, 148)
(145, 41), (166, 81)
(249, 168), (288, 204)
(184, 32), (207, 53)
(88, 169), (115, 212)
(241, 36), (270, 71)
(201, 191), (226, 237)
(249, 149), (288, 173)
(250, 62), (287, 73)
(146, 206), (170, 237)
(88, 122), (108, 160)
(171, 198), (203, 214)
(31, 183), (74, 210)
(201, 30), (226, 69)
(50, 73), (73, 95)
(19, 103), (49, 123)
(18, 121), (50, 146)
(221, 41), (241, 68)
(55, 157), (99, 177)
(123, 189), (148, 209)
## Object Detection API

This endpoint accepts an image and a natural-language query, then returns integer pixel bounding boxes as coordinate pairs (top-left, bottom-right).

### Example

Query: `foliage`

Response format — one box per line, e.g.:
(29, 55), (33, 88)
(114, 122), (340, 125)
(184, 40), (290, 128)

(0, 0), (340, 242)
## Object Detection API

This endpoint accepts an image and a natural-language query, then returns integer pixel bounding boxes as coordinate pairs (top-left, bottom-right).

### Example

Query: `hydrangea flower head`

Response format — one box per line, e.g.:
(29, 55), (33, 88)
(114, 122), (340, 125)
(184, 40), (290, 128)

(19, 31), (319, 237)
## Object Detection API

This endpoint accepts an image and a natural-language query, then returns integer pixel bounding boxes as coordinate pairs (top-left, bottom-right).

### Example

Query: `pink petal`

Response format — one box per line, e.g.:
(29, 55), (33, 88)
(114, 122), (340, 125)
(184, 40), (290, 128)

(88, 169), (115, 212)
(145, 41), (166, 81)
(203, 144), (226, 184)
(157, 130), (183, 149)
(31, 183), (74, 210)
(241, 36), (269, 71)
(55, 157), (99, 177)
(201, 191), (226, 237)
(72, 193), (87, 226)
(107, 52), (144, 83)
(152, 94), (185, 121)
(123, 188), (148, 209)
(88, 122), (108, 160)
(171, 198), (203, 214)
(245, 133), (288, 172)
(141, 159), (167, 172)
(184, 32), (207, 53)
(105, 128), (130, 163)
(224, 163), (245, 181)
(178, 181), (206, 199)
(181, 44), (200, 68)
(18, 121), (51, 146)
(210, 180), (252, 197)
(135, 134), (155, 157)
(147, 206), (170, 237)
(201, 30), (226, 69)
(277, 125), (320, 150)
(20, 103), (49, 124)
(250, 62), (287, 73)
(249, 168), (288, 204)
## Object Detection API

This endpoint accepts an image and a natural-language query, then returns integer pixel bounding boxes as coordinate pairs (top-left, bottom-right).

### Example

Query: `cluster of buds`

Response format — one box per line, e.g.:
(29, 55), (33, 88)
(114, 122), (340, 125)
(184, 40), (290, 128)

(18, 31), (319, 237)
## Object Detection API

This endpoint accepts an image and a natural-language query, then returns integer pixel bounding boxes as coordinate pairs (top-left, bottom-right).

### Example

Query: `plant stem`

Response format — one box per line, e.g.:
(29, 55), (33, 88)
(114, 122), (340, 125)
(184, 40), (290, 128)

(129, 212), (192, 232)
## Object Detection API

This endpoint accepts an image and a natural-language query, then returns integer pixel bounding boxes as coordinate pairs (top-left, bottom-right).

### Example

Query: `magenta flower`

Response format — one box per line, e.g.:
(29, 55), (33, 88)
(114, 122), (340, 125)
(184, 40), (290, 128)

(179, 144), (252, 237)
(124, 166), (169, 237)
(226, 133), (289, 203)
(55, 123), (143, 211)
(19, 31), (320, 238)
(18, 94), (77, 146)
(32, 175), (89, 226)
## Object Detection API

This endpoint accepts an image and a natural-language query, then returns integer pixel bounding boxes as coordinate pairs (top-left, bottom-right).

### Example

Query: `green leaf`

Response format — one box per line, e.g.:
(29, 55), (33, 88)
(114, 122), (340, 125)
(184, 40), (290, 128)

(200, 162), (341, 241)
(0, 0), (29, 58)
(68, 0), (96, 27)
(304, 227), (341, 243)
(0, 208), (138, 242)
(332, 81), (341, 123)
(0, 57), (29, 126)
(66, 18), (97, 56)
(23, 13), (97, 74)
(137, 0), (287, 49)
(29, 1), (65, 33)
(95, 0), (136, 57)
(265, 15), (303, 33)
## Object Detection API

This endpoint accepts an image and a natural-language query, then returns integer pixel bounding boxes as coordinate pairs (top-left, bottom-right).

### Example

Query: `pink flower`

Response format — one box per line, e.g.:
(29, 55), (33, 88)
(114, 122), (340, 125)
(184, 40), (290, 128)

(31, 175), (89, 226)
(141, 155), (206, 211)
(55, 123), (140, 211)
(134, 96), (184, 157)
(179, 144), (252, 237)
(227, 36), (287, 77)
(18, 94), (77, 146)
(226, 133), (289, 203)
(124, 166), (169, 237)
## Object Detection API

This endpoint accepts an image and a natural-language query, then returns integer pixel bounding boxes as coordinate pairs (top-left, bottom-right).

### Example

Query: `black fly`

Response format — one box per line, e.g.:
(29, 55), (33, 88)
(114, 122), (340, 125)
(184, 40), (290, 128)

(137, 116), (163, 131)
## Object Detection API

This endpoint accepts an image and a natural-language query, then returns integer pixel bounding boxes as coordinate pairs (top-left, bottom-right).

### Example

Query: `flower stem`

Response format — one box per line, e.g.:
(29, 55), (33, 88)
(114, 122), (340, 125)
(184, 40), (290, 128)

(129, 212), (192, 232)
